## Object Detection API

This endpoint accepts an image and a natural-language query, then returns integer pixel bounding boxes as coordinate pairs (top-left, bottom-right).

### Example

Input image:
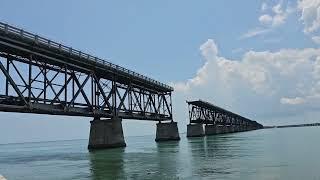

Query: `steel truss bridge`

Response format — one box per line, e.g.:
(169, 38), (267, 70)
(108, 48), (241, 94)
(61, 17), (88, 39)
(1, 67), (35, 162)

(0, 22), (173, 121)
(187, 100), (263, 128)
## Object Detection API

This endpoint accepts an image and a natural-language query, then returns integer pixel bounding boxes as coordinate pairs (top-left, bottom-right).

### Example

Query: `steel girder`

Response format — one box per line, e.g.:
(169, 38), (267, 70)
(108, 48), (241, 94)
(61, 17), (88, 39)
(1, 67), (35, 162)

(0, 53), (173, 121)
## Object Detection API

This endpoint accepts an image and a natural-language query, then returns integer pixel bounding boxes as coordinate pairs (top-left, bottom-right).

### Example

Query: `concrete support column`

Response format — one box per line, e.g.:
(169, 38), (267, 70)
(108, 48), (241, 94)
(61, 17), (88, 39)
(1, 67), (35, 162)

(205, 125), (223, 135)
(251, 126), (257, 130)
(155, 121), (180, 142)
(229, 125), (236, 133)
(233, 125), (240, 132)
(187, 124), (205, 137)
(88, 117), (126, 150)
(219, 126), (226, 134)
(224, 125), (232, 133)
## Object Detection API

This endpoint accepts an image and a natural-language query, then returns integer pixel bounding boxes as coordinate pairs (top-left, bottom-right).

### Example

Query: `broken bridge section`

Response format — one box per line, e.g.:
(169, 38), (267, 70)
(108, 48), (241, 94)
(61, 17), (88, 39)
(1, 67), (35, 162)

(186, 100), (263, 137)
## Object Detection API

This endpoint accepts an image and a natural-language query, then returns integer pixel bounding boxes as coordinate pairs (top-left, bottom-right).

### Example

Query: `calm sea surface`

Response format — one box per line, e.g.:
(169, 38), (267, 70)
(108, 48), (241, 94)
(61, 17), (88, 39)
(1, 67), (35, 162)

(1, 127), (320, 180)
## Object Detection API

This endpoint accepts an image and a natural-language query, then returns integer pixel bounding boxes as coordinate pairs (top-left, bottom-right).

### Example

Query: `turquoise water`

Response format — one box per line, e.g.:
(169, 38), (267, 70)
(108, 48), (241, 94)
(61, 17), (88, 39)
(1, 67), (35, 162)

(1, 127), (320, 180)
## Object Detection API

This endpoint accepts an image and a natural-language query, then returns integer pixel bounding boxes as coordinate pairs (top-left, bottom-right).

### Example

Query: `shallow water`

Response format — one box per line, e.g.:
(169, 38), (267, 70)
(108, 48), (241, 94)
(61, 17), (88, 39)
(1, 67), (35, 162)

(1, 127), (320, 179)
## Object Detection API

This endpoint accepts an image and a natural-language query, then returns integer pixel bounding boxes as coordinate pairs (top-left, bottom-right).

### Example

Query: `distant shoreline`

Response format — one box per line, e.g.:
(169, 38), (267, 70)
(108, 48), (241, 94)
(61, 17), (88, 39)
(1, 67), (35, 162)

(264, 123), (320, 129)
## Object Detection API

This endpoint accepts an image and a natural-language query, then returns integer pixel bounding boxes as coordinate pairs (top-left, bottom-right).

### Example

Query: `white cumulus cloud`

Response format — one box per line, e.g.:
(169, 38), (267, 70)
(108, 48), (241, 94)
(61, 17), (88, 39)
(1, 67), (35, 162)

(260, 2), (292, 27)
(259, 14), (273, 25)
(172, 39), (320, 125)
(298, 0), (320, 34)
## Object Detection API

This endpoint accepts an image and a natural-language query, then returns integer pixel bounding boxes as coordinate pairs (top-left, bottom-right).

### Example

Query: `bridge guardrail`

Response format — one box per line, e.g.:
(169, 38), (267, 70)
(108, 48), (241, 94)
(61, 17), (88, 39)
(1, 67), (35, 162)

(0, 22), (173, 91)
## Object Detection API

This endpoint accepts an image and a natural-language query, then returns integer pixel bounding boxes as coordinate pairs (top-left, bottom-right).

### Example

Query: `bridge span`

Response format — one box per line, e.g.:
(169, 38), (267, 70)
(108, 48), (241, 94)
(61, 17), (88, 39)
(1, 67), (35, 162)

(186, 100), (263, 137)
(0, 22), (180, 149)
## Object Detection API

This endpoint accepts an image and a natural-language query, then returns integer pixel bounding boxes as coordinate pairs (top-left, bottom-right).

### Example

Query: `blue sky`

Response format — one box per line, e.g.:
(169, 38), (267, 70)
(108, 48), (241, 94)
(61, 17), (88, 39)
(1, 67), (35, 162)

(1, 0), (320, 143)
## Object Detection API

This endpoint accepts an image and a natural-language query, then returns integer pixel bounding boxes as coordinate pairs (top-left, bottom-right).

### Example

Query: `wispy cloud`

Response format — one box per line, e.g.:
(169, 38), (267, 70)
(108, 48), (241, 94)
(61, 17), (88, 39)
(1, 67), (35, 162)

(241, 1), (293, 40)
(240, 28), (270, 39)
(280, 97), (306, 105)
(261, 2), (268, 11)
(312, 36), (320, 44)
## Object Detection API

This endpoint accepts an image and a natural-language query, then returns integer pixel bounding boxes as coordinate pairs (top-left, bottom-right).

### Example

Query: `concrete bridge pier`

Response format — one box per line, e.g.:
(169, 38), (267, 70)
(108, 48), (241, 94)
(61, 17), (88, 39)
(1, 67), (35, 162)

(220, 125), (228, 134)
(187, 124), (205, 137)
(205, 125), (223, 135)
(233, 125), (240, 132)
(204, 125), (215, 135)
(229, 125), (236, 133)
(155, 121), (180, 142)
(247, 126), (253, 131)
(224, 125), (234, 133)
(88, 117), (126, 150)
(238, 126), (245, 132)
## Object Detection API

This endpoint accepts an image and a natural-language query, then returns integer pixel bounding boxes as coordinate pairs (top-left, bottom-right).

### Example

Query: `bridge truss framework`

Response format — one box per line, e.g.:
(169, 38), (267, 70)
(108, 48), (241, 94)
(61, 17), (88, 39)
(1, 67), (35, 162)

(0, 22), (173, 121)
(187, 100), (263, 128)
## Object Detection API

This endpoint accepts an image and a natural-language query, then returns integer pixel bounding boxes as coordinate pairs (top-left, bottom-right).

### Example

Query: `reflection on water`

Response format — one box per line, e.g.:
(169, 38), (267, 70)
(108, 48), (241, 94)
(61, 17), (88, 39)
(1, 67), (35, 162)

(88, 140), (181, 180)
(155, 141), (180, 179)
(188, 134), (255, 179)
(188, 135), (236, 178)
(88, 134), (255, 179)
(89, 148), (125, 179)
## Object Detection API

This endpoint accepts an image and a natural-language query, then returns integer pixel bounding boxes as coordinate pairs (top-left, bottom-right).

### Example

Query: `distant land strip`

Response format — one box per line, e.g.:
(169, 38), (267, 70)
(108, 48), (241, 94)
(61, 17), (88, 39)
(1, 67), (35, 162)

(264, 123), (320, 129)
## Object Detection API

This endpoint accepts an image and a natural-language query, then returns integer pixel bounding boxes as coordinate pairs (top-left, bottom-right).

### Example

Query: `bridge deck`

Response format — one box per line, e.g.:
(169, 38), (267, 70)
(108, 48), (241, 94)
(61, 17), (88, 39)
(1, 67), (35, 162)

(0, 22), (172, 93)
